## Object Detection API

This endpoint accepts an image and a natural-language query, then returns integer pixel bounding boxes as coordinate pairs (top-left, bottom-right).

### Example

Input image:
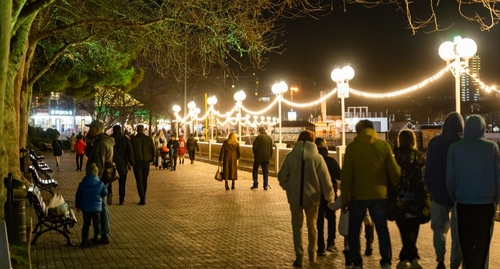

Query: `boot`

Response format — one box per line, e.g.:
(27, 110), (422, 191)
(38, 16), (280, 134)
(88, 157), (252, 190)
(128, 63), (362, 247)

(343, 250), (352, 266)
(231, 180), (235, 190)
(225, 181), (229, 190)
(107, 193), (113, 205)
(364, 223), (374, 256)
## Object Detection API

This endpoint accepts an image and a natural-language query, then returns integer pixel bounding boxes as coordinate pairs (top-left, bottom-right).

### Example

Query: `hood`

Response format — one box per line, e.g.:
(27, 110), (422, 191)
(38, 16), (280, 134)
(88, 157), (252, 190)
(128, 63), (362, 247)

(354, 128), (378, 144)
(94, 133), (115, 148)
(81, 175), (101, 187)
(463, 115), (486, 139)
(290, 141), (318, 161)
(441, 112), (464, 137)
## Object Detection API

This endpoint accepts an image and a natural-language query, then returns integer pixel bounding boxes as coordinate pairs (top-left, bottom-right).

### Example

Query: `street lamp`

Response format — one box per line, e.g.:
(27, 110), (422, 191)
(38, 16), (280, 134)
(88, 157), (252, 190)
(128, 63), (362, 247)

(193, 107), (201, 137)
(439, 36), (477, 114)
(331, 66), (355, 148)
(207, 96), (218, 141)
(172, 105), (181, 136)
(272, 81), (288, 145)
(233, 90), (246, 142)
(187, 101), (196, 135)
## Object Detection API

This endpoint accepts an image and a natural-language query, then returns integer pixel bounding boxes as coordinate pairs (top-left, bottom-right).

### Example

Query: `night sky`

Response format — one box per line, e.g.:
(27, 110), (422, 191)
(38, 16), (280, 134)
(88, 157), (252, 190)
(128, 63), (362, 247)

(258, 3), (500, 116)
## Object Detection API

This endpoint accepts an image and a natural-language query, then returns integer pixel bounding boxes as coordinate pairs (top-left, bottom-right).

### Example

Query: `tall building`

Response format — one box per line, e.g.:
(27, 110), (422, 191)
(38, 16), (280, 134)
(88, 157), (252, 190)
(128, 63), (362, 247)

(461, 55), (481, 102)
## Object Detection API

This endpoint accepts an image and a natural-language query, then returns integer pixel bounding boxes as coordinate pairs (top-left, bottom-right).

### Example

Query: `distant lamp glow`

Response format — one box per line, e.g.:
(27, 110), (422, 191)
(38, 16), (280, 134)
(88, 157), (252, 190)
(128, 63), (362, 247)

(233, 90), (246, 142)
(172, 105), (181, 135)
(272, 81), (288, 144)
(331, 65), (354, 147)
(207, 96), (218, 140)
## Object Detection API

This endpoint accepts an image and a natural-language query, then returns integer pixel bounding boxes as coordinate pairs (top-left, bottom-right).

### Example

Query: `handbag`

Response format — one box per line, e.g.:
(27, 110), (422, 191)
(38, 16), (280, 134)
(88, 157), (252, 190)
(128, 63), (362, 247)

(214, 166), (223, 181)
(101, 161), (119, 184)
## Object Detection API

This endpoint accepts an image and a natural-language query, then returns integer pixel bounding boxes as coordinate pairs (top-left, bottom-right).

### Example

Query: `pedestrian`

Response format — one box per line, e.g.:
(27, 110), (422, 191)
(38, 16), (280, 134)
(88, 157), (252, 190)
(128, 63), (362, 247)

(85, 120), (115, 244)
(219, 132), (241, 190)
(178, 135), (187, 164)
(186, 133), (200, 164)
(74, 135), (86, 171)
(131, 124), (155, 205)
(52, 134), (64, 166)
(446, 115), (500, 269)
(111, 125), (135, 205)
(424, 112), (464, 269)
(69, 133), (77, 153)
(154, 130), (167, 169)
(75, 163), (108, 247)
(314, 137), (341, 256)
(278, 130), (336, 267)
(340, 120), (401, 269)
(391, 129), (429, 269)
(167, 135), (180, 171)
(251, 127), (274, 190)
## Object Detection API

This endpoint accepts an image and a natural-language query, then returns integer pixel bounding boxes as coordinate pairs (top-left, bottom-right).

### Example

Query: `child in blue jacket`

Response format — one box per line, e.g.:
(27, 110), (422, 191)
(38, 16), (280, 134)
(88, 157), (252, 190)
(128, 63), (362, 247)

(75, 163), (108, 246)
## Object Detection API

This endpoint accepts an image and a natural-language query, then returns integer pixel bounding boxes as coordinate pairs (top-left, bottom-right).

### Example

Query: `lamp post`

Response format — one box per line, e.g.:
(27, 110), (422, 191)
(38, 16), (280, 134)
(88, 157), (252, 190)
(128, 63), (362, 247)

(439, 36), (477, 114)
(207, 96), (218, 141)
(172, 105), (181, 136)
(271, 81), (288, 145)
(233, 90), (246, 143)
(331, 66), (355, 148)
(193, 107), (201, 137)
(187, 101), (196, 136)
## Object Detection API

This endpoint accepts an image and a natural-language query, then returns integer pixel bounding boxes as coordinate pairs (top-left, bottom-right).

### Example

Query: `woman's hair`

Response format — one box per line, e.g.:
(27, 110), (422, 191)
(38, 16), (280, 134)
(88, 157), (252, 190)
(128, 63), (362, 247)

(227, 132), (238, 143)
(397, 129), (417, 150)
(297, 130), (315, 142)
(315, 137), (327, 148)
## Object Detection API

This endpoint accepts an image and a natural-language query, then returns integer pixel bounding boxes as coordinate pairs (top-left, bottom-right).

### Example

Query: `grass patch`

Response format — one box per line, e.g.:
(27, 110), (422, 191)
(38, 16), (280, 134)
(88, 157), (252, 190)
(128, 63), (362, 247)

(10, 243), (30, 269)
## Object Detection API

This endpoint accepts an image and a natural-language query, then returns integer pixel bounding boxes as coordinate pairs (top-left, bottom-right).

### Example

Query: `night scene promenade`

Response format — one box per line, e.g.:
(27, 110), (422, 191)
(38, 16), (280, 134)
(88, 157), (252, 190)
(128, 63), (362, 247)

(30, 152), (500, 269)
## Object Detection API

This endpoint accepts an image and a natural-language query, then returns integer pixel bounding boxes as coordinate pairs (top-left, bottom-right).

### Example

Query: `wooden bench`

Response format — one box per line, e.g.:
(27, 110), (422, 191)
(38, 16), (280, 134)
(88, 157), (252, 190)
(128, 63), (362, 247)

(28, 166), (58, 194)
(26, 184), (77, 246)
(29, 155), (53, 173)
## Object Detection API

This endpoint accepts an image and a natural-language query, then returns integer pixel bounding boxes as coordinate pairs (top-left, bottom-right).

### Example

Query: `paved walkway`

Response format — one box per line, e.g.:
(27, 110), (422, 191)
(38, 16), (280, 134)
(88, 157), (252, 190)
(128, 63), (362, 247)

(30, 152), (500, 268)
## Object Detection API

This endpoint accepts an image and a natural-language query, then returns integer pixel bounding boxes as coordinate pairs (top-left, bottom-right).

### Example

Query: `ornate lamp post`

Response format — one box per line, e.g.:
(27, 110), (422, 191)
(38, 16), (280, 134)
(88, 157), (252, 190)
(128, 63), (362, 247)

(271, 81), (288, 145)
(439, 36), (477, 114)
(233, 90), (246, 143)
(172, 105), (181, 136)
(187, 101), (196, 136)
(207, 96), (218, 141)
(331, 66), (355, 148)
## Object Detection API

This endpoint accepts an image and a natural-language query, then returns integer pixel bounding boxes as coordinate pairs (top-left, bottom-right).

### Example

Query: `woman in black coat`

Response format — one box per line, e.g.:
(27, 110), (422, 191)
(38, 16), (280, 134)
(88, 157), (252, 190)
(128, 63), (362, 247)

(52, 134), (64, 166)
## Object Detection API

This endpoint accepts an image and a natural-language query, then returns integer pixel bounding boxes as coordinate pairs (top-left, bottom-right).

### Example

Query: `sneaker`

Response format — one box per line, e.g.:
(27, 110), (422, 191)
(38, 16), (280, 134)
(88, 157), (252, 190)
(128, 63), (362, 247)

(381, 263), (390, 269)
(326, 244), (338, 252)
(308, 251), (316, 262)
(396, 261), (408, 269)
(436, 261), (446, 269)
(250, 186), (258, 190)
(293, 259), (302, 267)
(100, 237), (110, 244)
(317, 250), (326, 256)
(263, 186), (268, 190)
(410, 259), (422, 269)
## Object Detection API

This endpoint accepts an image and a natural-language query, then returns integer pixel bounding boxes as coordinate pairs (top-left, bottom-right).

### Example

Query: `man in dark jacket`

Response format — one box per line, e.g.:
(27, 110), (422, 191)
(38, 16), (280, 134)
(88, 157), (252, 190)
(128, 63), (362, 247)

(85, 120), (115, 244)
(251, 127), (274, 190)
(112, 125), (135, 205)
(186, 133), (200, 164)
(424, 112), (464, 269)
(131, 124), (155, 205)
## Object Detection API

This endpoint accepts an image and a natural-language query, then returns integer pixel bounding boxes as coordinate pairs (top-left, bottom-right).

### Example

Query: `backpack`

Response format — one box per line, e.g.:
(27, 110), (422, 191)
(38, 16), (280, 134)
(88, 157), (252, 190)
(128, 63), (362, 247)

(179, 141), (185, 148)
(388, 149), (431, 224)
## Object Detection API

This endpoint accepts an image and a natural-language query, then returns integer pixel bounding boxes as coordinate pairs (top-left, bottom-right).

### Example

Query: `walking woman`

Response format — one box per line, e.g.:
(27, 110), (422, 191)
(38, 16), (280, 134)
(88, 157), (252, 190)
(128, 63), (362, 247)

(52, 134), (64, 166)
(219, 132), (241, 190)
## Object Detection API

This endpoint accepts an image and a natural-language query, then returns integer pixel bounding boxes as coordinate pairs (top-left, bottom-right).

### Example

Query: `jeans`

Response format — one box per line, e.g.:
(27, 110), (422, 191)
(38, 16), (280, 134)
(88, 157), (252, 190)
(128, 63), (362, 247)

(252, 161), (269, 187)
(348, 199), (392, 267)
(100, 185), (110, 239)
(456, 203), (495, 269)
(133, 161), (151, 202)
(169, 155), (178, 170)
(76, 154), (84, 170)
(82, 211), (100, 241)
(395, 218), (420, 261)
(317, 200), (336, 251)
(290, 205), (319, 258)
(188, 150), (196, 162)
(431, 202), (461, 268)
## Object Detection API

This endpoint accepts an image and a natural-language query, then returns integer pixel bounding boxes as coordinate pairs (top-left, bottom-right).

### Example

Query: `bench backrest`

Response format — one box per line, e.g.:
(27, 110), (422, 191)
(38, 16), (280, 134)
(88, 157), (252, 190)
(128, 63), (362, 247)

(27, 184), (47, 217)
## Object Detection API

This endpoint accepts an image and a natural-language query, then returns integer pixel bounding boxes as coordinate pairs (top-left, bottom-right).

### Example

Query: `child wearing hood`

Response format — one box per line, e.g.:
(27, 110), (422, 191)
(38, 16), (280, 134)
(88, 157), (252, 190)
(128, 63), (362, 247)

(75, 162), (108, 247)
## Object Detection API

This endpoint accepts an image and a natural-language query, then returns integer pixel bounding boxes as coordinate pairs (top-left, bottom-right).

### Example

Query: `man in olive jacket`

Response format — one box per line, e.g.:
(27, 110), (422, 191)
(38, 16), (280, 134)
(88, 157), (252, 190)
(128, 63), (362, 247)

(131, 125), (155, 205)
(251, 127), (274, 190)
(340, 120), (401, 269)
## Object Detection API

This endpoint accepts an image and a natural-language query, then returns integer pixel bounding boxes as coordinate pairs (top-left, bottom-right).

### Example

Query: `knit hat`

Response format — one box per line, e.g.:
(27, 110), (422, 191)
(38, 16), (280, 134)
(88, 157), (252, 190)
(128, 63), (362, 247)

(86, 163), (99, 176)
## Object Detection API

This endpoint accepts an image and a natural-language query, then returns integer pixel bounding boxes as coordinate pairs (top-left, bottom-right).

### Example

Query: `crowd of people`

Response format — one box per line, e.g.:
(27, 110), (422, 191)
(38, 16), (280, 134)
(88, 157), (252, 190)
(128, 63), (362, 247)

(54, 113), (500, 269)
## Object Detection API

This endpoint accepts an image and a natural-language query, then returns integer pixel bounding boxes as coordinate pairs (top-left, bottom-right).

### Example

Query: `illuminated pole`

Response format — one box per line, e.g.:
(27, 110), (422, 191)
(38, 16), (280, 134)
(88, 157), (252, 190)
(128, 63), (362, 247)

(331, 66), (355, 147)
(172, 105), (181, 136)
(290, 87), (298, 111)
(439, 36), (477, 114)
(187, 101), (196, 135)
(233, 90), (246, 142)
(272, 81), (288, 144)
(207, 96), (218, 141)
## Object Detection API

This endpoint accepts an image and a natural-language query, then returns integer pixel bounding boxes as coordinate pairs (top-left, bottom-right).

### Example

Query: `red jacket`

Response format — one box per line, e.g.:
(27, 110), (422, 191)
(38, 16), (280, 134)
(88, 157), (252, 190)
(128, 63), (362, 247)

(177, 138), (186, 155)
(74, 139), (87, 155)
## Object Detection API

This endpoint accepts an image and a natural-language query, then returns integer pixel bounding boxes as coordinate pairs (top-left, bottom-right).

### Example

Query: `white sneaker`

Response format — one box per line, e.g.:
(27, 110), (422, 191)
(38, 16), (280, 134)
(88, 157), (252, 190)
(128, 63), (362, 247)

(381, 263), (391, 269)
(410, 259), (422, 269)
(396, 261), (408, 269)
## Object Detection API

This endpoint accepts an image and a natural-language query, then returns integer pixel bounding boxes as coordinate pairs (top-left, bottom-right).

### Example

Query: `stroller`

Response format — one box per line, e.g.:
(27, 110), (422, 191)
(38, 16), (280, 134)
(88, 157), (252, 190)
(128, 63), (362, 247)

(159, 147), (171, 169)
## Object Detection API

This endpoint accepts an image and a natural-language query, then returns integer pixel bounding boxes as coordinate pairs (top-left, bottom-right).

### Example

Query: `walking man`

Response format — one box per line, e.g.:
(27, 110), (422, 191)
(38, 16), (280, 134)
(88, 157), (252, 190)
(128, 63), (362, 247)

(111, 125), (135, 205)
(85, 119), (115, 244)
(424, 112), (463, 269)
(186, 133), (200, 164)
(251, 127), (274, 190)
(131, 124), (155, 205)
(341, 120), (401, 269)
